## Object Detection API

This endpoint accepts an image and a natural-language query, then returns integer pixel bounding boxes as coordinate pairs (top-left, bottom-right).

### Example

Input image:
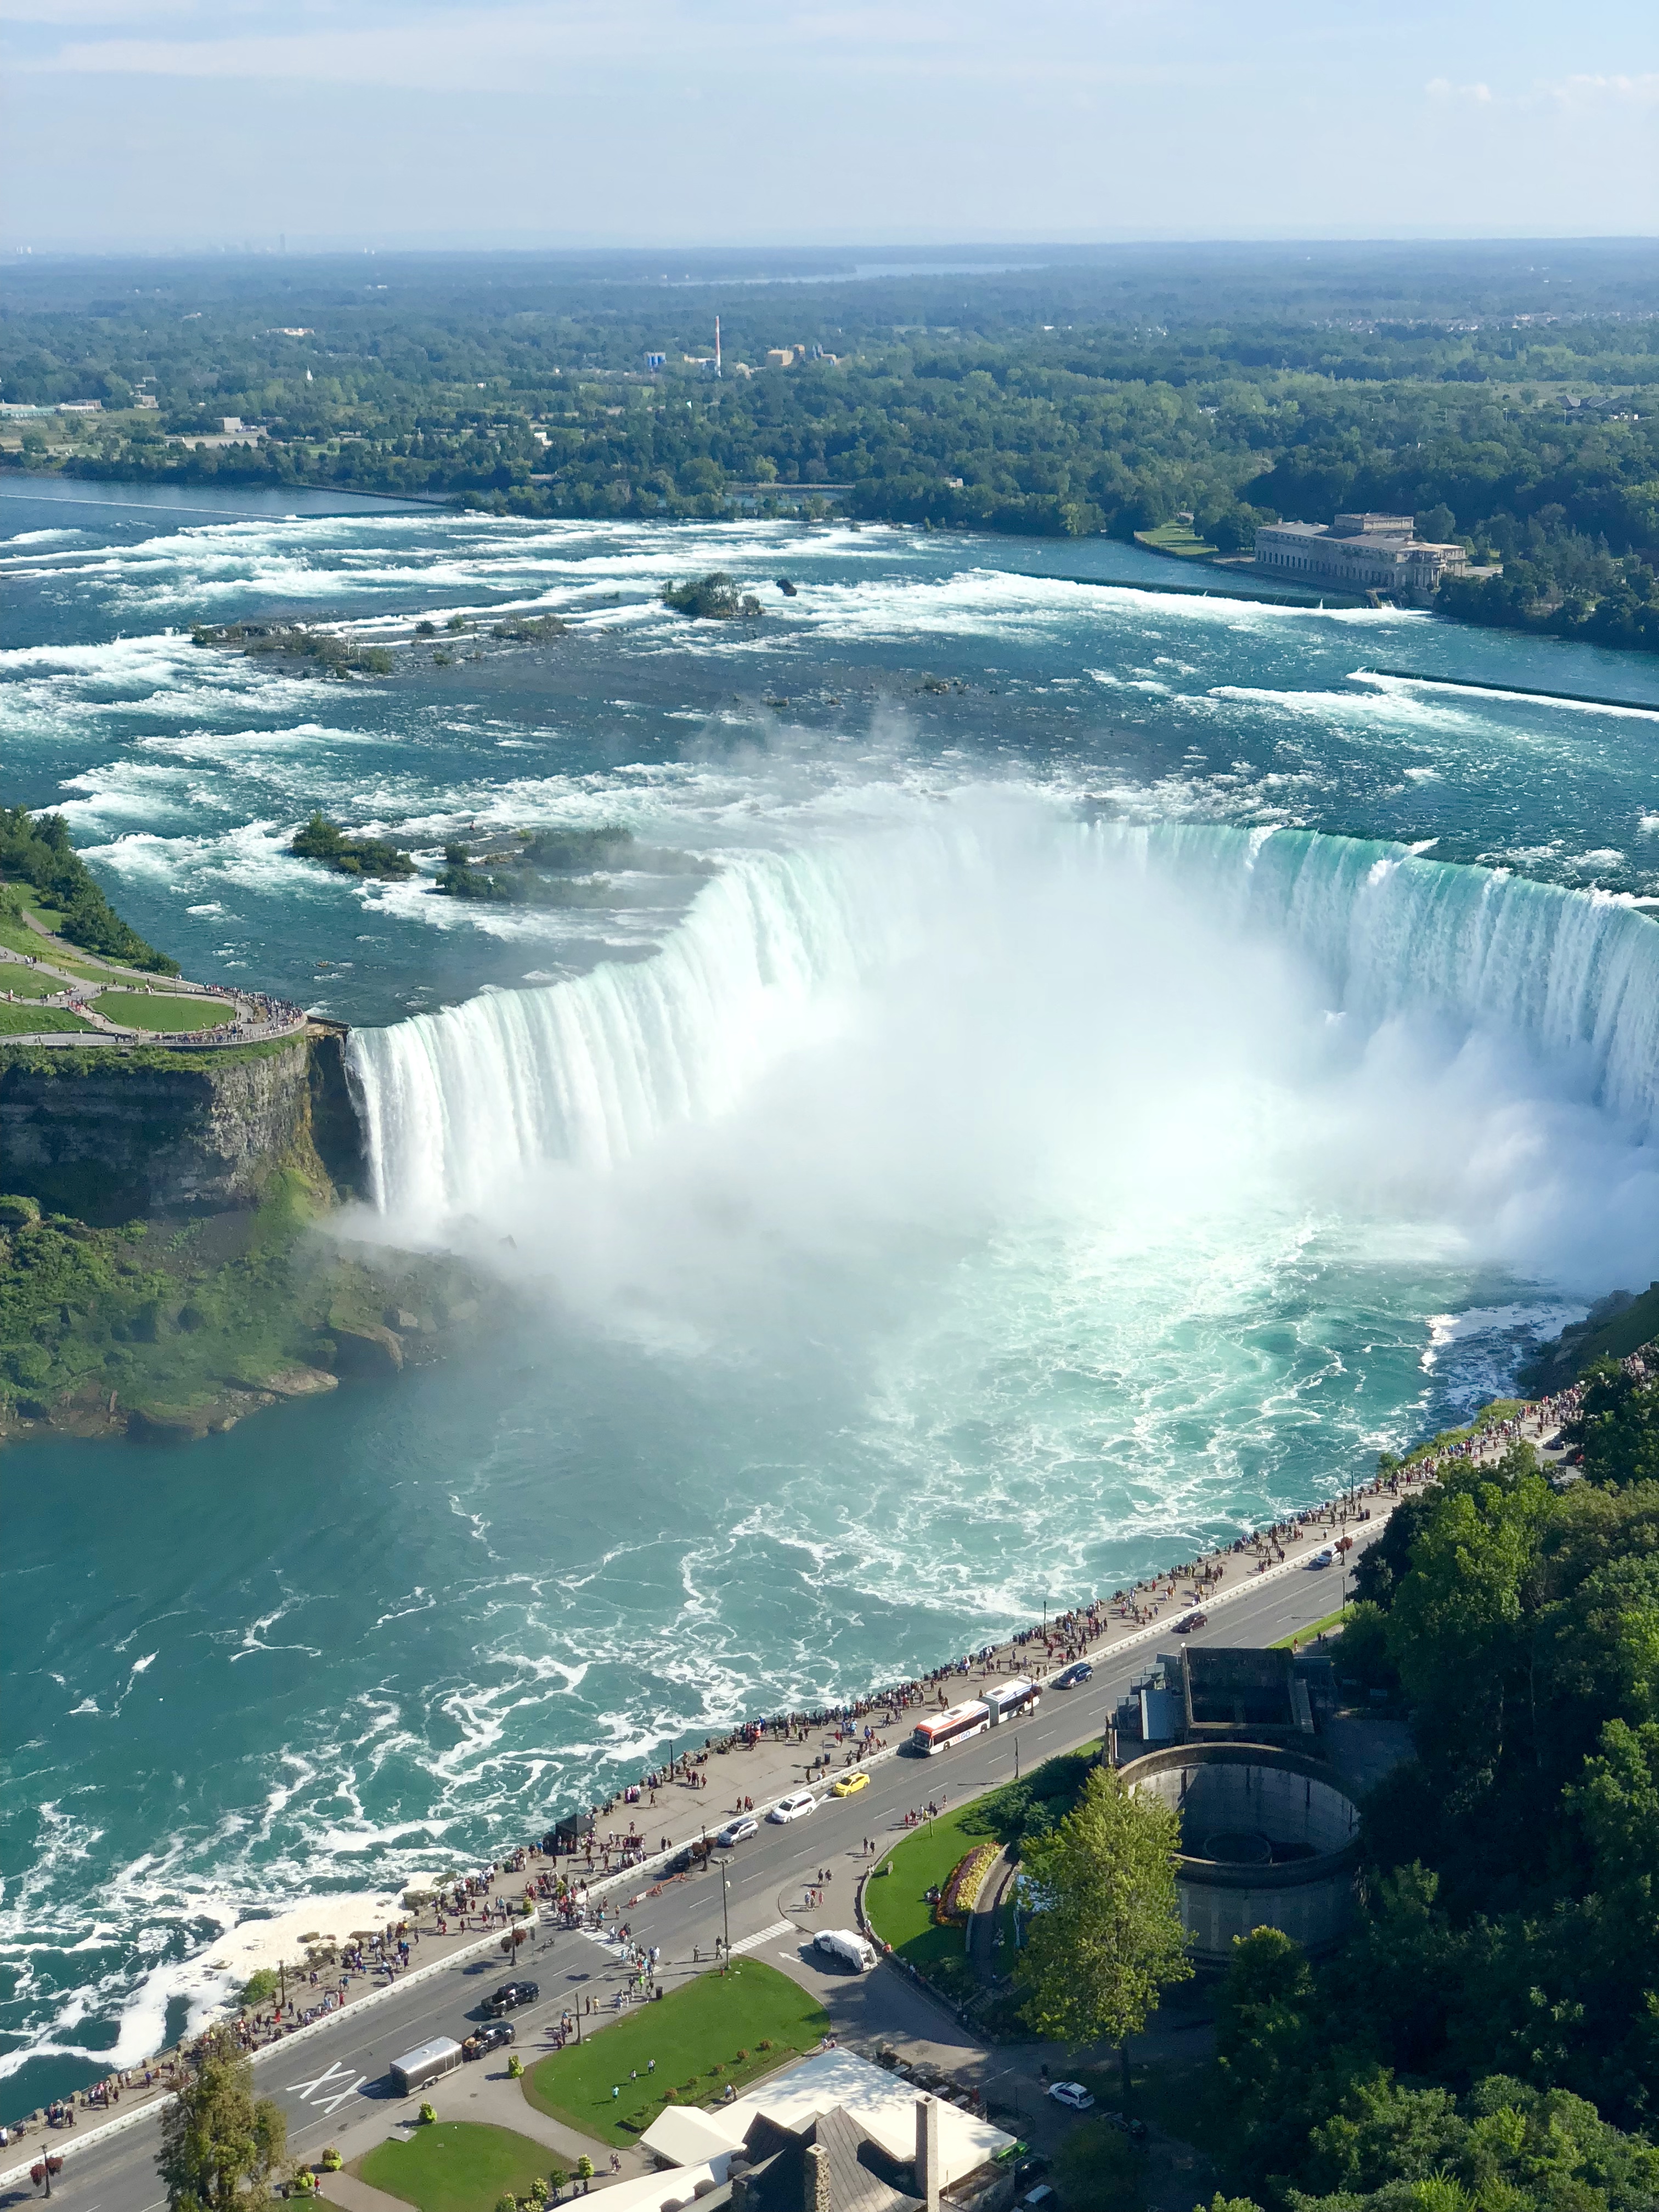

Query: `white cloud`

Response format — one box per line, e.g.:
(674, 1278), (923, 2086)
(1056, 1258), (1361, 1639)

(1425, 76), (1493, 103)
(1541, 71), (1659, 107)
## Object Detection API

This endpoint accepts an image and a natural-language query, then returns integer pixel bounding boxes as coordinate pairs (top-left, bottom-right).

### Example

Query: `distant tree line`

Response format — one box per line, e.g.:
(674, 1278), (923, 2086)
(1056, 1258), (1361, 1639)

(5, 251), (1659, 650)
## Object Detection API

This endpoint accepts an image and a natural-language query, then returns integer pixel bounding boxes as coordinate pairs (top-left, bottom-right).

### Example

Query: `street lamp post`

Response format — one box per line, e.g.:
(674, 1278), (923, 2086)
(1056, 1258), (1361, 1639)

(714, 1858), (731, 1973)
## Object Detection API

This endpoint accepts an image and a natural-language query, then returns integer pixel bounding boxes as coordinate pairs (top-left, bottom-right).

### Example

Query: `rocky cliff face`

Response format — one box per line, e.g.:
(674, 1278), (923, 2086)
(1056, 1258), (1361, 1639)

(0, 1028), (367, 1224)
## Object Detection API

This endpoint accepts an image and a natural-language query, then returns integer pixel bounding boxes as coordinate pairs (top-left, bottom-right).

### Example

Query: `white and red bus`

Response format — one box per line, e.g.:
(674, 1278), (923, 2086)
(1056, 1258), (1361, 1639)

(981, 1677), (1041, 1724)
(910, 1699), (992, 1756)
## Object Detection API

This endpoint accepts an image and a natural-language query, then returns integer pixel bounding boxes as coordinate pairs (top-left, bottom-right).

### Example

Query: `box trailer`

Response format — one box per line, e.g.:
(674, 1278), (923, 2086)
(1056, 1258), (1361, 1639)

(390, 2036), (464, 2095)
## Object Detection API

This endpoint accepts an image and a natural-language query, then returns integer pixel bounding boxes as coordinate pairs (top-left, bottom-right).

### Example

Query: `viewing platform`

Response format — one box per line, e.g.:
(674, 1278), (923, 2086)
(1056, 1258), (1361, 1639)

(0, 905), (312, 1050)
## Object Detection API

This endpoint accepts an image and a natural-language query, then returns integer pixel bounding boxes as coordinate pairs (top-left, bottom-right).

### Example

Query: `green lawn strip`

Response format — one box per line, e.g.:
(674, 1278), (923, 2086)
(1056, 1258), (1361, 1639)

(0, 907), (102, 978)
(93, 989), (234, 1031)
(522, 1958), (827, 2148)
(1134, 522), (1219, 558)
(0, 963), (71, 999)
(1271, 1606), (1348, 1650)
(356, 2123), (561, 2212)
(863, 1804), (986, 1976)
(0, 1002), (98, 1035)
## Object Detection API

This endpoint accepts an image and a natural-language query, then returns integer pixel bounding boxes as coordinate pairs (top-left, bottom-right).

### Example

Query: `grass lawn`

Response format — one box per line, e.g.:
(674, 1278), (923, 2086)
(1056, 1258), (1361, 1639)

(94, 990), (233, 1031)
(1272, 1606), (1348, 1649)
(0, 1001), (98, 1035)
(357, 2123), (562, 2212)
(1134, 521), (1219, 558)
(522, 1959), (827, 2148)
(862, 1804), (986, 1978)
(0, 965), (70, 998)
(0, 895), (119, 984)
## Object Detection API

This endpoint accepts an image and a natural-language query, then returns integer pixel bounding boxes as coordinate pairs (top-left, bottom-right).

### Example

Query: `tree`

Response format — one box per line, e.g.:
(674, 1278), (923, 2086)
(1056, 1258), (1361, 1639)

(157, 2026), (287, 2212)
(575, 2157), (595, 2194)
(1050, 2118), (1147, 2211)
(1017, 1765), (1192, 2091)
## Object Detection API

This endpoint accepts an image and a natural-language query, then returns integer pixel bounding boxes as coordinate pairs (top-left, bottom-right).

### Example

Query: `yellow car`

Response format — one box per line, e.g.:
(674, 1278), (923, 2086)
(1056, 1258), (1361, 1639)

(829, 1771), (870, 1798)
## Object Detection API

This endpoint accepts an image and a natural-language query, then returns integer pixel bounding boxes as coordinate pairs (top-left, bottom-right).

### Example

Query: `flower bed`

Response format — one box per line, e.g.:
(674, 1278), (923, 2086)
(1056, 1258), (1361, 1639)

(936, 1842), (999, 1924)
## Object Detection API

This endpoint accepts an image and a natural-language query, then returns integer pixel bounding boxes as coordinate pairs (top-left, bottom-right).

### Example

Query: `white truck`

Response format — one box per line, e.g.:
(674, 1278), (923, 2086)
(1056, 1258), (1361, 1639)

(814, 1928), (879, 1972)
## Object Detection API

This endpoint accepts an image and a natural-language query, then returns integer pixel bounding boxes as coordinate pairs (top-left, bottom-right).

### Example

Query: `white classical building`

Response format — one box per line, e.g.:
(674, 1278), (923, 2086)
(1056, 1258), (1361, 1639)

(1254, 512), (1470, 602)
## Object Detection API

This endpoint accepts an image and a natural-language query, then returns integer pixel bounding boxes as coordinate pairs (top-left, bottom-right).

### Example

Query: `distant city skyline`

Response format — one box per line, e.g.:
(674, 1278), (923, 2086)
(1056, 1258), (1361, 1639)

(2, 0), (1656, 253)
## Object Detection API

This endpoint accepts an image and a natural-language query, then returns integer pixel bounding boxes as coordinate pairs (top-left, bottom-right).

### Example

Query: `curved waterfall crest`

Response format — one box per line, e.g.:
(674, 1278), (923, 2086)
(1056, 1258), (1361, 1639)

(349, 816), (1659, 1221)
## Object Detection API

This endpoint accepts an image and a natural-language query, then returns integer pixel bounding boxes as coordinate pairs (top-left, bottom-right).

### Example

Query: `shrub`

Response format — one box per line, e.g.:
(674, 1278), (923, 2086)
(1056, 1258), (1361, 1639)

(320, 2149), (343, 2172)
(661, 573), (763, 620)
(508, 2053), (524, 2078)
(419, 2102), (437, 2124)
(240, 1968), (280, 2006)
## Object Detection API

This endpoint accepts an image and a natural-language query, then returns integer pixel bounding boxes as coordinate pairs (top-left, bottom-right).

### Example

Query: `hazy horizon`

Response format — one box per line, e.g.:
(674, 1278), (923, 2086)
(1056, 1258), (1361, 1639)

(3, 0), (1656, 256)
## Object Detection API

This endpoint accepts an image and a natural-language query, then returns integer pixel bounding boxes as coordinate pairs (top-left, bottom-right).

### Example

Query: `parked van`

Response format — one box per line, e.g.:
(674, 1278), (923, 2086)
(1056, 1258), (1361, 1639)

(814, 1928), (878, 1972)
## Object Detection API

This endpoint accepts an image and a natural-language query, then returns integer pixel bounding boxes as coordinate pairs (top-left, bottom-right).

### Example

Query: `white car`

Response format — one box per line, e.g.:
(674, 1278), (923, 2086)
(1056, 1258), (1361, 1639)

(768, 1791), (817, 1824)
(716, 1816), (759, 1847)
(1047, 2081), (1095, 2112)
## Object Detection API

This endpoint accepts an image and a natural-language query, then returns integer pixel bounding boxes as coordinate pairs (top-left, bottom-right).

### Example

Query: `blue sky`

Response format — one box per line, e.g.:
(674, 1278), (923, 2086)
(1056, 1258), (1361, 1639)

(3, 0), (1657, 252)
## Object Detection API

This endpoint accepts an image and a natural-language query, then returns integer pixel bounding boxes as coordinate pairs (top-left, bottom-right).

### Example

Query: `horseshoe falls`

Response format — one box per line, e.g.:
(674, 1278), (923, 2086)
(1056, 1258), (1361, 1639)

(351, 814), (1659, 1242)
(6, 482), (1659, 2127)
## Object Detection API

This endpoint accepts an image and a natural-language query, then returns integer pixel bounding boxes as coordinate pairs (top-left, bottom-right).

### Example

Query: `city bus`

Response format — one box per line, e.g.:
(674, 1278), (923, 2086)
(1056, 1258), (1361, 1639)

(910, 1699), (993, 1755)
(981, 1677), (1041, 1724)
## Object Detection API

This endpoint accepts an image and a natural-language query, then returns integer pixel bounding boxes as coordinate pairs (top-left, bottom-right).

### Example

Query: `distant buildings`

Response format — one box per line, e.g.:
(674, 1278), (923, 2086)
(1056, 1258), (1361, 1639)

(761, 344), (838, 369)
(1254, 512), (1472, 602)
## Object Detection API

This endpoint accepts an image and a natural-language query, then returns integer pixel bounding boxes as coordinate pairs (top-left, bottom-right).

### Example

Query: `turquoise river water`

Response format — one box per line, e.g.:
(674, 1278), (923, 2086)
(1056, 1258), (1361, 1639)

(2, 476), (1658, 2120)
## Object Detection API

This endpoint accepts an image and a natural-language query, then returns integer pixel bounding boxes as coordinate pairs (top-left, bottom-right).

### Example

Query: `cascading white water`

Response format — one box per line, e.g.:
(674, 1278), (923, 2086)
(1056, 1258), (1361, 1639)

(350, 811), (1659, 1230)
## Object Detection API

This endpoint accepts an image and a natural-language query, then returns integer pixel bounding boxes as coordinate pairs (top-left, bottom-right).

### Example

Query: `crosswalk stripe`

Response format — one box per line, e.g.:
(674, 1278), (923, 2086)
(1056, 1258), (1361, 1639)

(729, 1918), (797, 1956)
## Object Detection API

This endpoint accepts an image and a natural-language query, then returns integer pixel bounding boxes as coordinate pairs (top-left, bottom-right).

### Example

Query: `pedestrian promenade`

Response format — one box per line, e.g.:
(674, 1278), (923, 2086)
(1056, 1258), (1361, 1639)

(1, 1378), (1597, 2160)
(0, 905), (309, 1048)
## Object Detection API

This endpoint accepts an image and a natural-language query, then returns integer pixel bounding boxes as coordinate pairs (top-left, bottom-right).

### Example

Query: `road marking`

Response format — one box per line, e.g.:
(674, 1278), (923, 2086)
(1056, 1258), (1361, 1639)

(729, 1919), (795, 1956)
(286, 2059), (368, 2114)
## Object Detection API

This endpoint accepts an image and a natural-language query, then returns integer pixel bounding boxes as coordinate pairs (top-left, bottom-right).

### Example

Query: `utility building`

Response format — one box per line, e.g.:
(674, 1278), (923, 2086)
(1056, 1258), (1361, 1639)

(1254, 512), (1471, 602)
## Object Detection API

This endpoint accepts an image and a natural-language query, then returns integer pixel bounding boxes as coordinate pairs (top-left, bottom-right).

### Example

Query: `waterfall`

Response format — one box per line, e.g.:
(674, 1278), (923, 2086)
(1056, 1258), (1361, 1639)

(350, 815), (1659, 1224)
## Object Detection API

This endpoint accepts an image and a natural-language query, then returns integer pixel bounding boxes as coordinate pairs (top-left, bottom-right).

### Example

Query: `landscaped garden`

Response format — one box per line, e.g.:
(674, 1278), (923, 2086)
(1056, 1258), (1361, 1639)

(357, 2121), (564, 2212)
(862, 1804), (988, 1988)
(864, 1742), (1104, 2004)
(521, 1958), (827, 2148)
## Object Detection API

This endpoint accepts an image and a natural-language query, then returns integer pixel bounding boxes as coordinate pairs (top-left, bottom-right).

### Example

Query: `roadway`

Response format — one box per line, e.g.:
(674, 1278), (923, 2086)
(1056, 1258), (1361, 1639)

(7, 1541), (1376, 2212)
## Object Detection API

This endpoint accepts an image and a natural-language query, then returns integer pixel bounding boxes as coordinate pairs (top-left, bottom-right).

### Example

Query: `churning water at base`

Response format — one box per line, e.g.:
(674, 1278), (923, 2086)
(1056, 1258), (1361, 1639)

(352, 810), (1659, 1233)
(7, 487), (1659, 2126)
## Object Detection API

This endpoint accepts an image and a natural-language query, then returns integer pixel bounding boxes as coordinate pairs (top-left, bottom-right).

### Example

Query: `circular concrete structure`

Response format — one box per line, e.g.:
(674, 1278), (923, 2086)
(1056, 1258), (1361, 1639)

(1124, 1742), (1361, 1960)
